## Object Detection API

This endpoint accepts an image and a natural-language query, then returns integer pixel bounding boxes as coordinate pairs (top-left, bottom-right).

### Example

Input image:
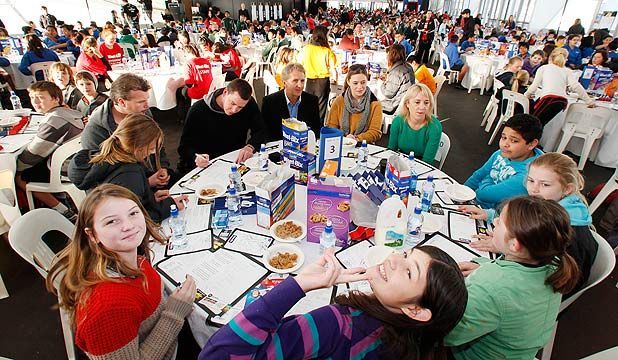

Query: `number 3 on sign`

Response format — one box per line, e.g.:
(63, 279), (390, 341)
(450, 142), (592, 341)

(323, 137), (341, 160)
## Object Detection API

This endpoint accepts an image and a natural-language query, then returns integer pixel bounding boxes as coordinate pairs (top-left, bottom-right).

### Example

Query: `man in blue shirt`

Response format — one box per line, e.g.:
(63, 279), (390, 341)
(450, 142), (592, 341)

(43, 26), (68, 51)
(394, 31), (413, 57)
(460, 34), (476, 52)
(444, 35), (469, 86)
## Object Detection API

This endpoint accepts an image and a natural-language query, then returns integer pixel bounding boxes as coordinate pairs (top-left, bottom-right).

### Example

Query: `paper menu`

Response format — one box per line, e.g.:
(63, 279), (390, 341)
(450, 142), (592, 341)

(178, 159), (232, 191)
(223, 228), (273, 257)
(0, 133), (35, 153)
(447, 212), (491, 259)
(370, 148), (399, 160)
(410, 160), (434, 176)
(185, 196), (211, 234)
(335, 239), (374, 269)
(420, 233), (481, 263)
(165, 229), (213, 256)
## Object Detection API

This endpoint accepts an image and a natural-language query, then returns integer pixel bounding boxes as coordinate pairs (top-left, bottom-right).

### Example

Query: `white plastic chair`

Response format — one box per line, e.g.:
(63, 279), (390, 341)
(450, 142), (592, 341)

(118, 42), (136, 58)
(433, 75), (447, 117)
(382, 96), (407, 134)
(0, 169), (21, 299)
(588, 167), (618, 215)
(480, 79), (505, 128)
(263, 70), (280, 95)
(468, 59), (493, 95)
(29, 61), (56, 81)
(434, 132), (451, 169)
(488, 90), (529, 145)
(8, 208), (76, 360)
(555, 104), (613, 170)
(427, 67), (435, 76)
(539, 231), (616, 360)
(437, 52), (460, 84)
(26, 136), (86, 212)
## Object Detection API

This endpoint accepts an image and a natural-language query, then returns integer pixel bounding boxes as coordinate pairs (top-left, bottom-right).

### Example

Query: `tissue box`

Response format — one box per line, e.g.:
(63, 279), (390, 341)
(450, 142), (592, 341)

(306, 176), (352, 247)
(384, 155), (411, 200)
(255, 174), (295, 229)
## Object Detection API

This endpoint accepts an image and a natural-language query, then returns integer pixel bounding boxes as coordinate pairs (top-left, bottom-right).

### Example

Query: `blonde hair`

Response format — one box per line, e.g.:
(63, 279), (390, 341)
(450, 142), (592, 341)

(46, 184), (167, 327)
(275, 47), (297, 69)
(510, 70), (530, 92)
(90, 113), (163, 170)
(549, 48), (568, 67)
(81, 36), (101, 57)
(530, 152), (586, 203)
(49, 62), (75, 86)
(506, 56), (523, 70)
(399, 83), (435, 123)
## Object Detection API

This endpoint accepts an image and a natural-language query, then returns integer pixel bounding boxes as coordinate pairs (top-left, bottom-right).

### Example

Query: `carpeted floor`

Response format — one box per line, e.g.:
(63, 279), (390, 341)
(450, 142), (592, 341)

(0, 79), (615, 360)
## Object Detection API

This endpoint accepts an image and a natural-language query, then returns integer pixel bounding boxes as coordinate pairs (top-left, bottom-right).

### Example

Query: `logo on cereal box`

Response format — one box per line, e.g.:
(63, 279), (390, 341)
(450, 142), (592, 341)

(311, 199), (332, 212)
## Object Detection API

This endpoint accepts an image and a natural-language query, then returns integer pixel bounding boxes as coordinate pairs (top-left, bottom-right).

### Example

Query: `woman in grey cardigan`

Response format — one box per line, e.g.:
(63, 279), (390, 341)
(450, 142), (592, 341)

(380, 44), (416, 114)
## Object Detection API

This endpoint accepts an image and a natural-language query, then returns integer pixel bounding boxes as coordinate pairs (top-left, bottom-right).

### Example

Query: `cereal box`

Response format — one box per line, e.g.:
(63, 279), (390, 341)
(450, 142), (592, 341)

(306, 176), (353, 247)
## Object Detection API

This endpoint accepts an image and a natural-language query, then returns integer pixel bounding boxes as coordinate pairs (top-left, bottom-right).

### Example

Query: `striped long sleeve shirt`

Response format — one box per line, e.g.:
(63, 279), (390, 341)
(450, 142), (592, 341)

(199, 277), (387, 360)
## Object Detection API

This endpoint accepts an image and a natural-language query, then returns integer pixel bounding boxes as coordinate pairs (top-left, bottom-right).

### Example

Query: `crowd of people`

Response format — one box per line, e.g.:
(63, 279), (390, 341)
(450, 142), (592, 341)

(1, 2), (616, 360)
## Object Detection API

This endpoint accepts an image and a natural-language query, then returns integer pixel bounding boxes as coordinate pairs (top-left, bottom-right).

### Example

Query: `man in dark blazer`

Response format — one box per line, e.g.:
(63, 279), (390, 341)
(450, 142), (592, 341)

(261, 63), (322, 141)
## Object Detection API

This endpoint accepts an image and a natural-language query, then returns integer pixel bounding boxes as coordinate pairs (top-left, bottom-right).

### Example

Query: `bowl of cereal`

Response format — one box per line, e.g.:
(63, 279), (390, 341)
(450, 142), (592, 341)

(270, 219), (306, 243)
(197, 184), (225, 200)
(263, 244), (305, 274)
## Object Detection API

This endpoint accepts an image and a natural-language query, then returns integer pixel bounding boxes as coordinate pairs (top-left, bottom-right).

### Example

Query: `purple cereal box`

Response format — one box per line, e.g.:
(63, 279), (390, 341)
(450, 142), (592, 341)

(306, 176), (352, 247)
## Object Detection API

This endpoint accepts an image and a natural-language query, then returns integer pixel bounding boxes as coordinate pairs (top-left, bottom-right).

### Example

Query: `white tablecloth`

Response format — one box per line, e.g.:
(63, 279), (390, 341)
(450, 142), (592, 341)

(109, 68), (186, 111)
(152, 143), (481, 346)
(6, 53), (76, 90)
(461, 54), (508, 91)
(540, 98), (618, 168)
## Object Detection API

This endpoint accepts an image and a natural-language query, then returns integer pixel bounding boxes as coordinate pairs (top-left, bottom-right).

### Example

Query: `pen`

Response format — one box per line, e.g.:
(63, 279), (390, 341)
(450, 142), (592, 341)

(182, 198), (189, 210)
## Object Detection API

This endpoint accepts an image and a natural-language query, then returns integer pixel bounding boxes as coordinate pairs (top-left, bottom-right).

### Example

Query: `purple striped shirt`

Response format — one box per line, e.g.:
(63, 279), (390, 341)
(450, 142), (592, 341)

(199, 277), (387, 359)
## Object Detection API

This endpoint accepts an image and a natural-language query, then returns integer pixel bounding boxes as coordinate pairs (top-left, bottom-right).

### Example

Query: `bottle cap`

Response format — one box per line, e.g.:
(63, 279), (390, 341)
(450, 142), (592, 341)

(427, 175), (434, 182)
(170, 204), (178, 216)
(228, 187), (236, 195)
(231, 164), (238, 172)
(408, 151), (415, 160)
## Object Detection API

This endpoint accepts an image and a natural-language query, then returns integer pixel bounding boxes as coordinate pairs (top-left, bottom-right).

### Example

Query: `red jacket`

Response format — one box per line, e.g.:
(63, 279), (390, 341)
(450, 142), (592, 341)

(76, 53), (108, 77)
(99, 43), (124, 66)
(185, 57), (213, 99)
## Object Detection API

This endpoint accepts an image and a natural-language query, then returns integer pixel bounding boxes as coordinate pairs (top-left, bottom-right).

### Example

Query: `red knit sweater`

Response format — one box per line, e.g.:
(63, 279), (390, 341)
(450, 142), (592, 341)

(75, 258), (192, 359)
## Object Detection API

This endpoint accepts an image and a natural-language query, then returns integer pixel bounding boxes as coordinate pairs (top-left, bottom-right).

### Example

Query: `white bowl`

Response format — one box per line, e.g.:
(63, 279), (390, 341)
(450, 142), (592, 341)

(197, 184), (226, 200)
(270, 219), (306, 243)
(242, 171), (268, 189)
(342, 137), (357, 148)
(263, 244), (305, 274)
(445, 184), (476, 202)
(365, 245), (394, 267)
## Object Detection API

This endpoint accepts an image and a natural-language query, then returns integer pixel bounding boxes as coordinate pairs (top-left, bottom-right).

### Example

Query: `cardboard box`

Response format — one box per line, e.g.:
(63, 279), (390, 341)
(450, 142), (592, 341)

(255, 174), (295, 229)
(282, 147), (316, 185)
(383, 155), (411, 200)
(306, 176), (352, 247)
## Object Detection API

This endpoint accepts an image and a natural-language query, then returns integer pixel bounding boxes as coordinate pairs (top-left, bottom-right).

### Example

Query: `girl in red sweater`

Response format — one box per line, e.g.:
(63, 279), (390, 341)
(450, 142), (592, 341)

(76, 36), (111, 91)
(47, 184), (196, 359)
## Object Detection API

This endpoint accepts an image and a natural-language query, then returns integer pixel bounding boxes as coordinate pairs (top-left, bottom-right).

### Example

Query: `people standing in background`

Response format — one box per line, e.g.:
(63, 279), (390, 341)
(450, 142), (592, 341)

(138, 0), (153, 24)
(121, 0), (141, 29)
(39, 6), (57, 29)
(239, 2), (250, 20)
(416, 11), (435, 64)
(567, 18), (585, 36)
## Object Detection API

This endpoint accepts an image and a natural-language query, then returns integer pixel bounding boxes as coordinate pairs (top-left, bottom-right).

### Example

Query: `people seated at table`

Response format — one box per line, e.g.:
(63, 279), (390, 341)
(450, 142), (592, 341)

(140, 33), (157, 48)
(178, 79), (265, 173)
(522, 49), (544, 78)
(517, 42), (530, 60)
(524, 48), (593, 126)
(43, 25), (68, 51)
(555, 35), (567, 48)
(118, 27), (139, 58)
(19, 34), (60, 81)
(381, 44), (416, 115)
(394, 30), (413, 56)
(200, 246), (466, 360)
(565, 34), (583, 69)
(588, 50), (609, 68)
(495, 56), (523, 85)
(261, 63), (321, 141)
(75, 114), (186, 222)
(273, 47), (298, 88)
(445, 196), (580, 359)
(408, 54), (437, 94)
(444, 35), (469, 85)
(300, 25), (337, 122)
(49, 62), (82, 109)
(289, 26), (304, 51)
(376, 27), (393, 47)
(76, 36), (111, 92)
(213, 43), (242, 80)
(338, 29), (360, 51)
(46, 184), (195, 358)
(388, 84), (442, 162)
(156, 28), (172, 47)
(69, 73), (173, 190)
(460, 152), (597, 297)
(74, 70), (109, 117)
(262, 29), (291, 61)
(98, 28), (124, 67)
(15, 81), (84, 221)
(326, 64), (382, 143)
(464, 114), (543, 208)
(182, 44), (213, 100)
(594, 34), (613, 51)
(460, 34), (476, 52)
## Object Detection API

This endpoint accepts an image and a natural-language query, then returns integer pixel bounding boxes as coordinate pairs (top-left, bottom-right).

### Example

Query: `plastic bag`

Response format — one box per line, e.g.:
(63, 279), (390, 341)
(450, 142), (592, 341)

(350, 188), (379, 228)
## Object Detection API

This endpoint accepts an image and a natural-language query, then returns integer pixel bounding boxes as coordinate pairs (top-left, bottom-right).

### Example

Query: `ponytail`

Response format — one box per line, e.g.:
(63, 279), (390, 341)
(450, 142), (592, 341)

(546, 253), (580, 294)
(90, 135), (138, 165)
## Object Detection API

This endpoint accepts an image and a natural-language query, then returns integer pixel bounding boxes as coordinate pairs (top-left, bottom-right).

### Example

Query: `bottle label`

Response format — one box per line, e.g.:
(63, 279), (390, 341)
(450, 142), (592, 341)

(384, 230), (404, 247)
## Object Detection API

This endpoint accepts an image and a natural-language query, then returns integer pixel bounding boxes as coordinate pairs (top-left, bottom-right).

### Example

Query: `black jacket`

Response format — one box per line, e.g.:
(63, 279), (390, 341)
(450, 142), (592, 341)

(177, 88), (265, 173)
(75, 160), (174, 223)
(261, 90), (321, 142)
(565, 225), (599, 298)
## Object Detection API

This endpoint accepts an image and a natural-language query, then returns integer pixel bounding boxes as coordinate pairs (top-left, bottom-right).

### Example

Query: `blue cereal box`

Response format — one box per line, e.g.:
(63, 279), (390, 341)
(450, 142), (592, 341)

(383, 155), (411, 200)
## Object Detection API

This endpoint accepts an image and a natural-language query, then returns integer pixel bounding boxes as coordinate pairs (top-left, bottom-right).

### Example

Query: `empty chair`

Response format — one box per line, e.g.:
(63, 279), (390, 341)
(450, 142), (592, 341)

(25, 136), (86, 212)
(480, 79), (505, 128)
(118, 42), (136, 58)
(263, 70), (280, 96)
(9, 208), (77, 359)
(434, 132), (451, 169)
(437, 51), (460, 84)
(487, 90), (530, 145)
(433, 75), (447, 117)
(29, 61), (56, 81)
(588, 167), (618, 215)
(539, 231), (616, 360)
(555, 103), (613, 170)
(467, 59), (493, 95)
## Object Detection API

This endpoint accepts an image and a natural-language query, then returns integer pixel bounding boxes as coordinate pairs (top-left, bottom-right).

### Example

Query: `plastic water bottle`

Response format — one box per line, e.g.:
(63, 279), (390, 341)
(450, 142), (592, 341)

(227, 187), (243, 228)
(169, 205), (188, 249)
(358, 140), (368, 168)
(408, 151), (418, 194)
(10, 91), (22, 110)
(259, 144), (268, 171)
(229, 164), (244, 193)
(319, 220), (337, 253)
(421, 176), (436, 212)
(406, 206), (423, 248)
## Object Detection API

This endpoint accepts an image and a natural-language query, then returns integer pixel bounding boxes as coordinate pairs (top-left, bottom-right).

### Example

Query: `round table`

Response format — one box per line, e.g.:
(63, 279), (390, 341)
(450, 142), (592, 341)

(5, 52), (76, 90)
(461, 53), (508, 91)
(151, 142), (491, 346)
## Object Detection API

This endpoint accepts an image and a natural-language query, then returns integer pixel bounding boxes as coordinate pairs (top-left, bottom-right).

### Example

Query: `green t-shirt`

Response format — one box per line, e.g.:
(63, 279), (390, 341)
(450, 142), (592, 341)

(444, 257), (561, 360)
(387, 115), (442, 162)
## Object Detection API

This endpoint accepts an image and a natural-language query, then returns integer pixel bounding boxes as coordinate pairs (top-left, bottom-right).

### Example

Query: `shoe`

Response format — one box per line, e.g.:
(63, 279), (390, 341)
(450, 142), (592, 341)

(61, 209), (78, 223)
(454, 83), (467, 90)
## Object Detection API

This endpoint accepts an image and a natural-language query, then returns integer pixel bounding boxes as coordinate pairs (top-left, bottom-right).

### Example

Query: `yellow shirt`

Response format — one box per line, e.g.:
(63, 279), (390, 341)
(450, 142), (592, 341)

(326, 95), (383, 143)
(415, 65), (437, 94)
(300, 44), (337, 79)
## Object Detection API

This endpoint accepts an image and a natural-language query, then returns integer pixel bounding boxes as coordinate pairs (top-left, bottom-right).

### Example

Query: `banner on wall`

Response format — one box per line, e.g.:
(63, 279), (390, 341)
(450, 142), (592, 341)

(593, 11), (617, 31)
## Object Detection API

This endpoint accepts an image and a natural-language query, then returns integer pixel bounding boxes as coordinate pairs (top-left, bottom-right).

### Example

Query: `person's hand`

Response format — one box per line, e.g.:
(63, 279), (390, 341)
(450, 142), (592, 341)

(82, 116), (89, 125)
(458, 205), (488, 220)
(470, 232), (498, 253)
(149, 168), (170, 187)
(295, 248), (368, 293)
(346, 134), (357, 140)
(171, 275), (197, 305)
(458, 261), (480, 277)
(154, 189), (170, 202)
(236, 145), (255, 164)
(173, 195), (189, 210)
(195, 153), (210, 168)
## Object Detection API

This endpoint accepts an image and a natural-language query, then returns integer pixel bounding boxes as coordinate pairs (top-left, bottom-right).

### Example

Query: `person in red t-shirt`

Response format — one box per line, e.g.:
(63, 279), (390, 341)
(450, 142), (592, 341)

(214, 43), (241, 80)
(98, 29), (124, 66)
(339, 29), (360, 51)
(183, 44), (213, 99)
